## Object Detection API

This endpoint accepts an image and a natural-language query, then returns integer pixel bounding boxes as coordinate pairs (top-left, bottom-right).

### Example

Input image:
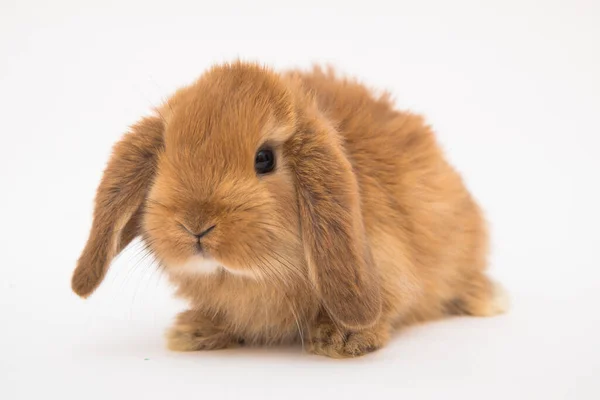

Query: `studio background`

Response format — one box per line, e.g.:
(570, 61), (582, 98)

(1, 1), (599, 399)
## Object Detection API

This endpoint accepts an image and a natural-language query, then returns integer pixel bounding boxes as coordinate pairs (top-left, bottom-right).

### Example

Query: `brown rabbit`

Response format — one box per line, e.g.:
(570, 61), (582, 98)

(72, 61), (507, 358)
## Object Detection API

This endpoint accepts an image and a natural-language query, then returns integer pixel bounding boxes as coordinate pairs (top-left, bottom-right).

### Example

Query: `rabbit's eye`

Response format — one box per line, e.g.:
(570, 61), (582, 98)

(255, 147), (276, 175)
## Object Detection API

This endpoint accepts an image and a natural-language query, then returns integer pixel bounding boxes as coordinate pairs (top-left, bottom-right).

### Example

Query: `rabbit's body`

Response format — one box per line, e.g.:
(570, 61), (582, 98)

(72, 62), (506, 358)
(297, 69), (501, 321)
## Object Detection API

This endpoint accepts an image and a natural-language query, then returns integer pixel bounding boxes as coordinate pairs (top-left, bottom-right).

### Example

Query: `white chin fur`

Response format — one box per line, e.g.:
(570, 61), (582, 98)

(174, 255), (255, 278)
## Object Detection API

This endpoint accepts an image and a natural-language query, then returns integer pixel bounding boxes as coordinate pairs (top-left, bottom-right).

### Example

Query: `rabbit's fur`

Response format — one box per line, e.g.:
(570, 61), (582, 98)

(72, 62), (507, 358)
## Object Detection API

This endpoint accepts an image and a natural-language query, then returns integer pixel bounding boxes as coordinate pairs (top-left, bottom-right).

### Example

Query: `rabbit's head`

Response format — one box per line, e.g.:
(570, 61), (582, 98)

(72, 62), (381, 329)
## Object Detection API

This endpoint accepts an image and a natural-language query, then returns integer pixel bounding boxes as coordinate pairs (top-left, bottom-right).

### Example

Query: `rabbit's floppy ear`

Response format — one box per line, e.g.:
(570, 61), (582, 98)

(72, 116), (164, 298)
(291, 113), (382, 330)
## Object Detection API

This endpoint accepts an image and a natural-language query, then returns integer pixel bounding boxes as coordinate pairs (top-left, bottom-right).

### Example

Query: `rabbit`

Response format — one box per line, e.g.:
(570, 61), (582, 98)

(71, 61), (508, 358)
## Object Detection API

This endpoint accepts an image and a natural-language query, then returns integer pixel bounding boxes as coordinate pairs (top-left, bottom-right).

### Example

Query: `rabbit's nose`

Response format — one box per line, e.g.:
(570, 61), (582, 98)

(194, 225), (216, 240)
(180, 223), (216, 240)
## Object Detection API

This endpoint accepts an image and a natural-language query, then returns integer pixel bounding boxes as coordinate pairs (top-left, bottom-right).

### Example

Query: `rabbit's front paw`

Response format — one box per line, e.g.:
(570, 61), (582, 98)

(308, 320), (389, 358)
(166, 323), (241, 351)
(166, 310), (241, 352)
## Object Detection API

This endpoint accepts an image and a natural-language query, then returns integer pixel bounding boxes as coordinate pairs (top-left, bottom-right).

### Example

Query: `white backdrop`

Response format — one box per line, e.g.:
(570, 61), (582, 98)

(1, 1), (599, 399)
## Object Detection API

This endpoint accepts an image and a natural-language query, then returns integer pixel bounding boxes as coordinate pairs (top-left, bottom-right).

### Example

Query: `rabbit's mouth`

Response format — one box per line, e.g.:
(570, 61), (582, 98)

(176, 255), (221, 275)
(171, 255), (256, 279)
